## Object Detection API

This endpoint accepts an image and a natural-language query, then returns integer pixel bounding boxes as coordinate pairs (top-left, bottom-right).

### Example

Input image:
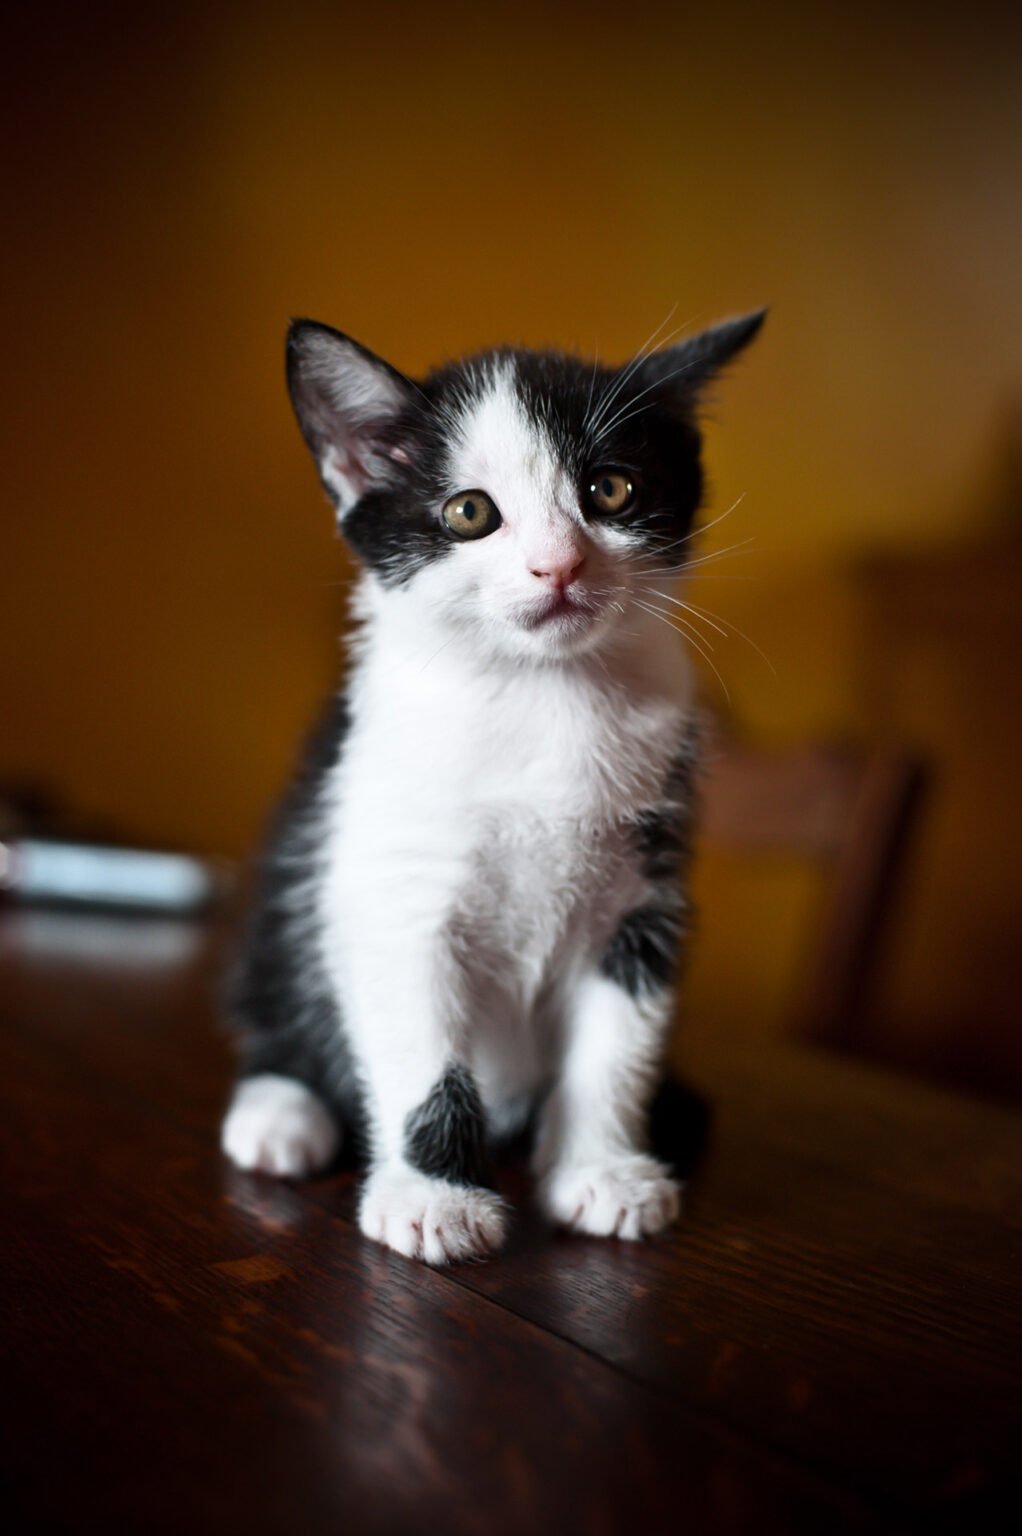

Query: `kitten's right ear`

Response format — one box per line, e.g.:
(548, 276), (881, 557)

(286, 320), (417, 515)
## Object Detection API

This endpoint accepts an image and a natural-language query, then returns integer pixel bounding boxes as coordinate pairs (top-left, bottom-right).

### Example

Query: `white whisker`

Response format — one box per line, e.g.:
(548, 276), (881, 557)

(633, 598), (732, 704)
(587, 304), (679, 436)
(683, 597), (776, 674)
(642, 588), (730, 639)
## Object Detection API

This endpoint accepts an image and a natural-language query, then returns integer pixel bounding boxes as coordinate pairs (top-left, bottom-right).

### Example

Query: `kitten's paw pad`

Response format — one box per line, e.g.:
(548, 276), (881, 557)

(541, 1155), (681, 1240)
(359, 1171), (508, 1265)
(221, 1075), (339, 1179)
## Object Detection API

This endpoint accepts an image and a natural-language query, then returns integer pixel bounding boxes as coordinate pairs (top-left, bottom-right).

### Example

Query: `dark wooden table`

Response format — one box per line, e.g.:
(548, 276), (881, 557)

(2, 910), (1019, 1534)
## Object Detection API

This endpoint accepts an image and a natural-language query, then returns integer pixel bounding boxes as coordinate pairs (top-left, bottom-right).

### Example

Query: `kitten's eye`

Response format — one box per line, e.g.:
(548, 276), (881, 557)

(442, 489), (503, 540)
(585, 468), (637, 517)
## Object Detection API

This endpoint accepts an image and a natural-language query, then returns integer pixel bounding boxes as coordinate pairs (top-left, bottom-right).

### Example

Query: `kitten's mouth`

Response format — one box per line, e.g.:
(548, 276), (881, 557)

(517, 589), (601, 632)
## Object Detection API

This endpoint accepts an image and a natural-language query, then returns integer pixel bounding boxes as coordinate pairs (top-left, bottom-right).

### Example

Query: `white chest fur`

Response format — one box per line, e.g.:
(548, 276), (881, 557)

(318, 590), (694, 1066)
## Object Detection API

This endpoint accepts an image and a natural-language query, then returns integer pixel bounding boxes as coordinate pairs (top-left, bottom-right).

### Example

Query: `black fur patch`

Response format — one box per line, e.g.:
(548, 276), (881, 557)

(340, 449), (455, 586)
(603, 729), (699, 1000)
(633, 805), (687, 882)
(600, 903), (687, 999)
(631, 731), (699, 881)
(226, 692), (367, 1155)
(404, 1064), (490, 1187)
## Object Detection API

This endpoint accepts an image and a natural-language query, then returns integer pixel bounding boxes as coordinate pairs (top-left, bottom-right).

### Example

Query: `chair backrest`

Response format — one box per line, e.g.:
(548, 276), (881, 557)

(700, 742), (927, 1049)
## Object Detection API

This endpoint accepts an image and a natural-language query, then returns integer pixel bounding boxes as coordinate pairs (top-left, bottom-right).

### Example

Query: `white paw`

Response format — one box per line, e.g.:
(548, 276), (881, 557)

(221, 1075), (339, 1178)
(359, 1168), (508, 1265)
(540, 1154), (681, 1240)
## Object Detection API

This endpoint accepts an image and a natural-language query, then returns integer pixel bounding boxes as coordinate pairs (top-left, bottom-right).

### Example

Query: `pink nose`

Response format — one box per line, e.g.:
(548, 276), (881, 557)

(529, 551), (584, 590)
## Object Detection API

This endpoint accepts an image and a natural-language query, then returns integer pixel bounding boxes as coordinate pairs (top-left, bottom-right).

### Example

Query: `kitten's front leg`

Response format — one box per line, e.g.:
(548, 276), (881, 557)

(357, 1062), (508, 1266)
(535, 953), (682, 1242)
(339, 932), (507, 1265)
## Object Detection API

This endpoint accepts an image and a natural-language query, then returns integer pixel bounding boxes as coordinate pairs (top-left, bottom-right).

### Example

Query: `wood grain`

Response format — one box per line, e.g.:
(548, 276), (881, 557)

(2, 910), (1019, 1533)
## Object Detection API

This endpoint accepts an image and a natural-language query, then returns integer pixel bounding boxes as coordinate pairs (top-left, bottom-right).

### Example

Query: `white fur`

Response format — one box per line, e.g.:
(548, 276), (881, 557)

(539, 1154), (681, 1240)
(358, 1169), (508, 1264)
(221, 1074), (339, 1178)
(390, 361), (653, 665)
(226, 368), (694, 1260)
(311, 371), (694, 1257)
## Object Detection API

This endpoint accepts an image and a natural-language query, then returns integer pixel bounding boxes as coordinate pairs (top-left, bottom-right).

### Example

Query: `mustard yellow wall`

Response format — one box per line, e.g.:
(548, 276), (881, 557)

(5, 3), (1021, 1058)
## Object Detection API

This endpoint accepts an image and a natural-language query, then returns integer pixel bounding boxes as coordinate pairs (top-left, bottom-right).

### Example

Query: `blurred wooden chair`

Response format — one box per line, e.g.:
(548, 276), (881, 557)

(700, 741), (928, 1050)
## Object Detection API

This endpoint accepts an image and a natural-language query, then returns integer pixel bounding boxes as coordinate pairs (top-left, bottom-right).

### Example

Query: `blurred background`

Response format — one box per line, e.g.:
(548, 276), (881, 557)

(4, 0), (1020, 1096)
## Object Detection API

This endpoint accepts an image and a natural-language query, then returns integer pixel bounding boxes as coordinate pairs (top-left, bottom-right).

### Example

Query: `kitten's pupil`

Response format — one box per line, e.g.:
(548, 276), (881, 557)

(463, 500), (477, 520)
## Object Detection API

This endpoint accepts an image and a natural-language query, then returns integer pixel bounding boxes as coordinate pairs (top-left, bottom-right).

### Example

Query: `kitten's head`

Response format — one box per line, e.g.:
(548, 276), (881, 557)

(286, 311), (764, 662)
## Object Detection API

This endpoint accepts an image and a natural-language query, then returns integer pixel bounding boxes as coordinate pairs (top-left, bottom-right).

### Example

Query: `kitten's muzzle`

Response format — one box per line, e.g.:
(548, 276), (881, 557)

(517, 585), (601, 630)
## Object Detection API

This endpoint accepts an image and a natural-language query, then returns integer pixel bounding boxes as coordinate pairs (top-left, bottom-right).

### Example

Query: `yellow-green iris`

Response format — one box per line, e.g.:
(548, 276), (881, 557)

(586, 469), (636, 516)
(442, 490), (502, 540)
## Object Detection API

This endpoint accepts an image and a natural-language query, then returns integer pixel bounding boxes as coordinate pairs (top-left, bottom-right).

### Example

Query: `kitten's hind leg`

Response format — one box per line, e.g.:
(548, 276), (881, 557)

(221, 1074), (340, 1179)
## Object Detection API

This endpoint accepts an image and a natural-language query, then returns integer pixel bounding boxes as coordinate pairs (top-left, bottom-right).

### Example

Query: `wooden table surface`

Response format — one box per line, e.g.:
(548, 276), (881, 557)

(2, 910), (1019, 1535)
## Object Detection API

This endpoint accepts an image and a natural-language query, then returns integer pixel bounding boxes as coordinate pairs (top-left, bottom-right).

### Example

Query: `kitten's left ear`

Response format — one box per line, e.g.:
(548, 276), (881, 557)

(638, 309), (767, 397)
(286, 319), (418, 515)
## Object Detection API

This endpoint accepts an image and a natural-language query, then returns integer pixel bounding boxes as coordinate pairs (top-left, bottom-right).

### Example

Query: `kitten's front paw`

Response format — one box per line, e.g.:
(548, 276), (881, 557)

(359, 1169), (508, 1265)
(221, 1075), (339, 1178)
(540, 1154), (681, 1240)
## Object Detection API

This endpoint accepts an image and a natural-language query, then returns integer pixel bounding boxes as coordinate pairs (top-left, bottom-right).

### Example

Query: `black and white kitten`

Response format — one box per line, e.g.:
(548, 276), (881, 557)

(221, 310), (764, 1263)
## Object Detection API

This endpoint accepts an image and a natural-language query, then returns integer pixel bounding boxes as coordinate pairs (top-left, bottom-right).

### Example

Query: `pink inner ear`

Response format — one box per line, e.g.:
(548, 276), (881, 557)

(326, 425), (409, 507)
(325, 442), (368, 503)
